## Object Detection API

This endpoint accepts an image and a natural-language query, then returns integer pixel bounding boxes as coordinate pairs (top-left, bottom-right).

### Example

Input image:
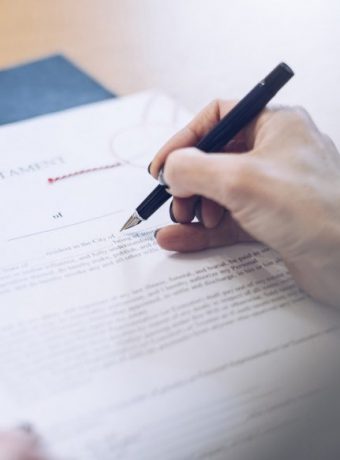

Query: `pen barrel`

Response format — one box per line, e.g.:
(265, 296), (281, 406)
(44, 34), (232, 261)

(137, 184), (171, 220)
(134, 63), (294, 224)
(197, 62), (294, 153)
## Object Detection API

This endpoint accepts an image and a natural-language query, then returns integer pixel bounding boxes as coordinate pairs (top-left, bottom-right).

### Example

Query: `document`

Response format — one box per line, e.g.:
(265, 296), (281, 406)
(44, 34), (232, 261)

(0, 92), (339, 459)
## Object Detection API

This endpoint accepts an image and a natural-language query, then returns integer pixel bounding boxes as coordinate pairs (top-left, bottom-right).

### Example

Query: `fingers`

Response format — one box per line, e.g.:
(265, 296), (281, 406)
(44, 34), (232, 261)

(155, 213), (254, 253)
(170, 197), (196, 223)
(196, 197), (225, 229)
(149, 99), (238, 178)
(162, 147), (257, 213)
(170, 196), (225, 229)
(244, 105), (320, 151)
(149, 100), (315, 187)
(0, 429), (37, 460)
(0, 427), (52, 460)
(222, 138), (248, 153)
(0, 427), (37, 446)
(163, 148), (222, 199)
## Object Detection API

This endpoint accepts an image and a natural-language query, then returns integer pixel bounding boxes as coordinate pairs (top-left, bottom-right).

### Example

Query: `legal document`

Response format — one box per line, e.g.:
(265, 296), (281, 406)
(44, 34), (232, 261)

(0, 92), (339, 459)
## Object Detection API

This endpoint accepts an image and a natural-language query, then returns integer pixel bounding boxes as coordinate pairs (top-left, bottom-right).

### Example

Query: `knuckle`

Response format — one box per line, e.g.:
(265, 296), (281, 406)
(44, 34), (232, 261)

(292, 105), (309, 117)
(164, 151), (179, 185)
(209, 98), (225, 110)
(287, 105), (311, 125)
(164, 148), (191, 185)
(204, 98), (230, 120)
(272, 105), (316, 136)
(321, 132), (336, 149)
(273, 105), (304, 121)
(200, 98), (223, 124)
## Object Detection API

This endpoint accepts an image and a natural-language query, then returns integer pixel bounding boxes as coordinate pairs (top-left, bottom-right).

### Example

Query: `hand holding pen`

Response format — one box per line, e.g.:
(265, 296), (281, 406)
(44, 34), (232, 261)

(148, 86), (340, 308)
(121, 63), (293, 231)
(122, 63), (340, 307)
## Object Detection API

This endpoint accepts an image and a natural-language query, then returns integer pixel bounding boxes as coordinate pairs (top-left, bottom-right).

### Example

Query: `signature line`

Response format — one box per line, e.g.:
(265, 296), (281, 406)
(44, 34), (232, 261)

(8, 210), (124, 242)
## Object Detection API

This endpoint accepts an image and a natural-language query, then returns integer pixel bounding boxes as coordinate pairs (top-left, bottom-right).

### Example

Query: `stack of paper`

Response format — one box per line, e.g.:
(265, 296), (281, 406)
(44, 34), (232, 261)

(0, 92), (339, 459)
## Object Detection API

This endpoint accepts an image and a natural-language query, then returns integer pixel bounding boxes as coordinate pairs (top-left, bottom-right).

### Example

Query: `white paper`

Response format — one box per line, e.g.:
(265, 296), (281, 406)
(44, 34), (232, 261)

(0, 92), (339, 459)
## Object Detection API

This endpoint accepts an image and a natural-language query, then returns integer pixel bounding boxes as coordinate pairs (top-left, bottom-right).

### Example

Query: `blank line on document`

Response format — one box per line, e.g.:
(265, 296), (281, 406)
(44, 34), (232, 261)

(8, 210), (124, 242)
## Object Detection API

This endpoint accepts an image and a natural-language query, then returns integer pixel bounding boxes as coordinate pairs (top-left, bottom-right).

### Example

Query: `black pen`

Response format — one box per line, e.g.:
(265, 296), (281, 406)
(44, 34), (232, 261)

(121, 62), (294, 231)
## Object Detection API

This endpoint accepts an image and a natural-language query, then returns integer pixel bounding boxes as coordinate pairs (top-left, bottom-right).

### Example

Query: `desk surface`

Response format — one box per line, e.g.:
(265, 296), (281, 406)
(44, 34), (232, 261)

(0, 0), (339, 145)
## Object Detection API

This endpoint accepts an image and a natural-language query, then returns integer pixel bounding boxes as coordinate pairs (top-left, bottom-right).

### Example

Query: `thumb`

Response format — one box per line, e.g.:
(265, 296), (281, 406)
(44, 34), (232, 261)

(163, 147), (255, 210)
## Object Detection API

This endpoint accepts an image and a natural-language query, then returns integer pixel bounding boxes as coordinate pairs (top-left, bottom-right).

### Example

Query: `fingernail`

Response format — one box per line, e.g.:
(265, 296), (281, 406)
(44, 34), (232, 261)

(194, 198), (203, 224)
(157, 168), (168, 187)
(169, 201), (177, 223)
(154, 229), (160, 239)
(147, 162), (152, 174)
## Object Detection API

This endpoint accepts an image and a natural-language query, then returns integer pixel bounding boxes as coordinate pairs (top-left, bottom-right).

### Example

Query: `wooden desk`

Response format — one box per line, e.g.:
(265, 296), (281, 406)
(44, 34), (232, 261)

(0, 0), (339, 144)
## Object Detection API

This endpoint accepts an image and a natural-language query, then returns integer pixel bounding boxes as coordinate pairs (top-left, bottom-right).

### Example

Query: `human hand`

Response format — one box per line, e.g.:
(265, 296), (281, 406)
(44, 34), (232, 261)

(149, 100), (340, 307)
(0, 428), (52, 460)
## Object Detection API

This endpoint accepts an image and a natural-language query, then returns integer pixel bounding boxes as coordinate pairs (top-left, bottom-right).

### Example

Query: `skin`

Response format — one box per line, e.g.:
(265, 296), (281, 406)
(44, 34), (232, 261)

(0, 429), (50, 460)
(150, 100), (340, 307)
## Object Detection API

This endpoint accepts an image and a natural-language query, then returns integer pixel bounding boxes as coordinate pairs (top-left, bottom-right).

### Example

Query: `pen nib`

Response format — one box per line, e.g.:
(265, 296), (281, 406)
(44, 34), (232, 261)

(120, 211), (143, 231)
